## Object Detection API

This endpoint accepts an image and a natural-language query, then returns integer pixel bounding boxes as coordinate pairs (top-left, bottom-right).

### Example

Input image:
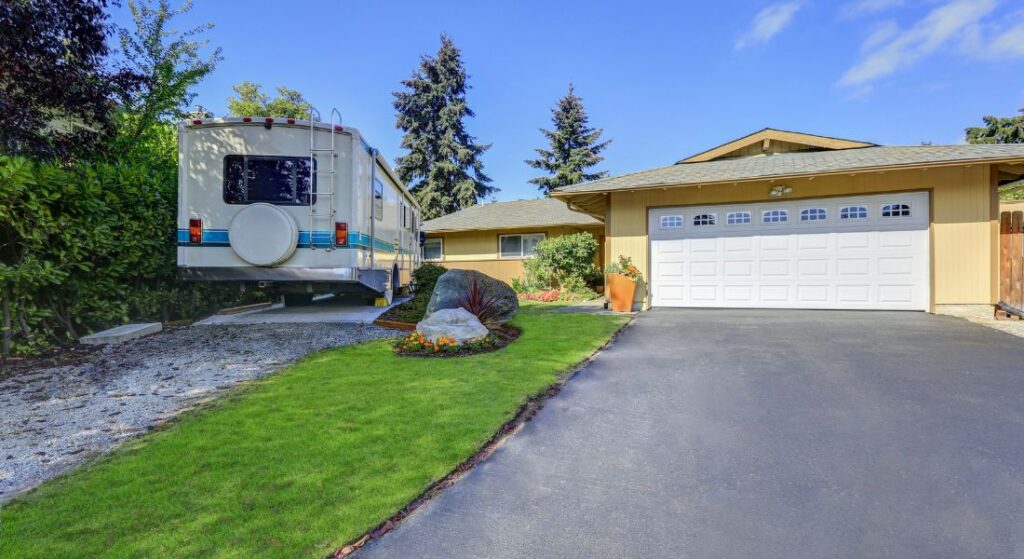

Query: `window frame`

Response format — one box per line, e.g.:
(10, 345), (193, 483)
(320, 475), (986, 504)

(660, 215), (684, 229)
(839, 205), (869, 220)
(881, 203), (911, 218)
(222, 155), (317, 206)
(498, 232), (546, 259)
(692, 213), (717, 227)
(726, 211), (752, 225)
(422, 237), (443, 261)
(373, 179), (384, 221)
(799, 207), (828, 222)
(762, 209), (789, 224)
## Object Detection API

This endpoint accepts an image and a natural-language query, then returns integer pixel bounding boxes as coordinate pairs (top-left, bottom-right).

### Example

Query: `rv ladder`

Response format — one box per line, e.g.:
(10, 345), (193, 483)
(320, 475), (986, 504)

(307, 107), (342, 250)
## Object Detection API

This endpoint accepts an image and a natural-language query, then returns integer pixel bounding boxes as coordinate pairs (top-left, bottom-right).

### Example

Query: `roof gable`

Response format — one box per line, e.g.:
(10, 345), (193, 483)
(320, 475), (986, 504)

(678, 128), (876, 164)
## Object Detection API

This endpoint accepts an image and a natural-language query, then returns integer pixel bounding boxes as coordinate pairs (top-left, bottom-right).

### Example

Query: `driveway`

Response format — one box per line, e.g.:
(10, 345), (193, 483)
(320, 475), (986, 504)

(360, 310), (1024, 558)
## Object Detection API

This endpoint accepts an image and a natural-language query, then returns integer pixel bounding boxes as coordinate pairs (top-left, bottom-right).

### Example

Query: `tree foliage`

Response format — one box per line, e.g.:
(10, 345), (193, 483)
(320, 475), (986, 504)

(393, 35), (494, 219)
(526, 84), (610, 195)
(226, 82), (313, 119)
(114, 0), (222, 149)
(517, 232), (599, 298)
(966, 108), (1024, 200)
(965, 108), (1024, 145)
(0, 0), (142, 158)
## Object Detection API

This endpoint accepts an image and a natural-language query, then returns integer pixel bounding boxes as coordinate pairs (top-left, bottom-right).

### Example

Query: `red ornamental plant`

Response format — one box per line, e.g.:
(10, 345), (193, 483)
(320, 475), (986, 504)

(456, 276), (502, 325)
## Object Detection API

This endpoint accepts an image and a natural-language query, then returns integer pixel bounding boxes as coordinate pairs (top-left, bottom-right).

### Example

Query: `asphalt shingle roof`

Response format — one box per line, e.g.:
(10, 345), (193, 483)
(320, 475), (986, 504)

(421, 198), (601, 232)
(554, 144), (1024, 194)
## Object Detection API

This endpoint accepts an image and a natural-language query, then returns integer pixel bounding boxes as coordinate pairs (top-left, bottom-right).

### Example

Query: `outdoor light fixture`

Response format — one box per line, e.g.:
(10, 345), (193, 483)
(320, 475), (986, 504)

(769, 185), (793, 197)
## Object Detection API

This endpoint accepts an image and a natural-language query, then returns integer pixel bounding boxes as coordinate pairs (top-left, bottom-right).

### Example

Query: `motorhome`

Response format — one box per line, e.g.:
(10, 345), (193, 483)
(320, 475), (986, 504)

(176, 110), (421, 305)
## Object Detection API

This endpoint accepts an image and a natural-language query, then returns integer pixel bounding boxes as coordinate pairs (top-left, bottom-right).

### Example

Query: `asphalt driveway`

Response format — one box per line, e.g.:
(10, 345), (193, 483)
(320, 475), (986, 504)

(360, 310), (1024, 558)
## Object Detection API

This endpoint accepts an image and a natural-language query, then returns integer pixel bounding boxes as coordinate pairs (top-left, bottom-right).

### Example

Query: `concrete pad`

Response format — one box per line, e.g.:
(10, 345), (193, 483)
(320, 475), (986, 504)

(195, 295), (409, 326)
(80, 323), (162, 345)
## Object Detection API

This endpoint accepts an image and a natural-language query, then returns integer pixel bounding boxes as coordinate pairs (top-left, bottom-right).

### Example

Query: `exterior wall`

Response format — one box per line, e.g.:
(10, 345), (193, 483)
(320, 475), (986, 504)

(426, 225), (605, 284)
(605, 164), (998, 310)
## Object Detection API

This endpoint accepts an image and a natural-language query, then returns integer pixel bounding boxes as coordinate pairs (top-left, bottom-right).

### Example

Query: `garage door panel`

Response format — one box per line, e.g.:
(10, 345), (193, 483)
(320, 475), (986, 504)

(649, 192), (930, 310)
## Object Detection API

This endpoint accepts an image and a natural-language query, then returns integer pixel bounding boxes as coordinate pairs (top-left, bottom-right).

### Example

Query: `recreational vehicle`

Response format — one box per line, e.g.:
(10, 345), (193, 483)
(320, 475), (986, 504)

(176, 111), (421, 305)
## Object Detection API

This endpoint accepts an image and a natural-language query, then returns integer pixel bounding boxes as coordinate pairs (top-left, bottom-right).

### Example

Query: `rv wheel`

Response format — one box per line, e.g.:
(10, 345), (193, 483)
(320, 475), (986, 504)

(283, 293), (316, 307)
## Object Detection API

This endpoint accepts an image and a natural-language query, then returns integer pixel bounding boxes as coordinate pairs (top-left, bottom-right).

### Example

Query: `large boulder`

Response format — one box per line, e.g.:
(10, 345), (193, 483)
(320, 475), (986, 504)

(425, 270), (518, 325)
(416, 308), (489, 343)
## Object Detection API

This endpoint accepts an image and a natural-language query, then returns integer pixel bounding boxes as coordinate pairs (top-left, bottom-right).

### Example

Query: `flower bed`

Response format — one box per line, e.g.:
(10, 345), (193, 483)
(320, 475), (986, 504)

(394, 326), (521, 357)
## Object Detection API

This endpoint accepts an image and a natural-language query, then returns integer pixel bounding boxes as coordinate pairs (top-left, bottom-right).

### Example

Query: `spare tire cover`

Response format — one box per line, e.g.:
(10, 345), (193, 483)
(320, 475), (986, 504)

(228, 203), (299, 266)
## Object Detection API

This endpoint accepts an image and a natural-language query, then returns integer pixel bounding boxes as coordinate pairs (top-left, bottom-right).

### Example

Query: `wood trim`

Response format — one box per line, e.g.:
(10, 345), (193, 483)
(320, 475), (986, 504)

(678, 129), (876, 164)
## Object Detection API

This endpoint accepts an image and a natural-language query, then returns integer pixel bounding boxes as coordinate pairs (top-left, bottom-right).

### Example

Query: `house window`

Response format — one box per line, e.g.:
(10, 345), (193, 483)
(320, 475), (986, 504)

(800, 208), (827, 222)
(373, 179), (384, 221)
(660, 215), (683, 229)
(881, 203), (911, 217)
(422, 238), (443, 261)
(727, 211), (751, 225)
(840, 205), (868, 220)
(762, 209), (789, 223)
(223, 155), (316, 205)
(693, 213), (716, 226)
(499, 233), (545, 259)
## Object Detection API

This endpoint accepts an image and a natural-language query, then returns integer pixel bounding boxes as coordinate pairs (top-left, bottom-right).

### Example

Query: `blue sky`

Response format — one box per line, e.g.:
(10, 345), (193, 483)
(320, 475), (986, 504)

(111, 0), (1024, 202)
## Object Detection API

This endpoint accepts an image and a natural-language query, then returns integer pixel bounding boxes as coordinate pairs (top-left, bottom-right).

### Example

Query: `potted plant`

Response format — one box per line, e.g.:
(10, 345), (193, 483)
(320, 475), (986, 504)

(605, 255), (641, 312)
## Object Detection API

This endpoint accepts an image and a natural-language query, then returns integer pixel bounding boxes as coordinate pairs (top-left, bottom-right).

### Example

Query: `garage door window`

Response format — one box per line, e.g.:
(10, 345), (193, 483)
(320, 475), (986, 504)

(840, 205), (868, 220)
(882, 203), (911, 218)
(500, 233), (545, 259)
(762, 209), (788, 224)
(693, 213), (716, 226)
(660, 215), (684, 229)
(727, 211), (751, 225)
(800, 208), (827, 222)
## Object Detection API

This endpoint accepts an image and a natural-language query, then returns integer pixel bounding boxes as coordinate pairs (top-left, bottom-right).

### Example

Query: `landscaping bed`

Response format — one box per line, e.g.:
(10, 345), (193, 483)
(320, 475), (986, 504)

(394, 325), (521, 357)
(0, 306), (629, 559)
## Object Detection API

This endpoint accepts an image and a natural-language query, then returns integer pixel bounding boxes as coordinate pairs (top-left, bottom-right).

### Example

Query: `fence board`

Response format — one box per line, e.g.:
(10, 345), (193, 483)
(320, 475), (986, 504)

(1012, 212), (1024, 309)
(1001, 212), (1012, 306)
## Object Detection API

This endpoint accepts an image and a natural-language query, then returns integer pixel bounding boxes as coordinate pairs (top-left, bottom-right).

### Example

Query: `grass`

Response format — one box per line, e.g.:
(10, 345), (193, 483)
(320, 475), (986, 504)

(0, 307), (628, 558)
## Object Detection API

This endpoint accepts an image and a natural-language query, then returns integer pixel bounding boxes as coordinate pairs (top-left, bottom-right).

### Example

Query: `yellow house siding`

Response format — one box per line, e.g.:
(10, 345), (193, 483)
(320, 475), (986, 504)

(605, 165), (996, 309)
(426, 225), (604, 284)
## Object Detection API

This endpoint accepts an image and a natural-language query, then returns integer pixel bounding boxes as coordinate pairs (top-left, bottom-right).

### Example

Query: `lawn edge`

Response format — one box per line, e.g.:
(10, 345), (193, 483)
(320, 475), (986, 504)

(330, 314), (636, 558)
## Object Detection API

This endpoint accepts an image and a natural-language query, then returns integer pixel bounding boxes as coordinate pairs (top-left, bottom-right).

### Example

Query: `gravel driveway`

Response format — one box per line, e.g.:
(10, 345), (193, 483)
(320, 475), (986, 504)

(0, 323), (395, 503)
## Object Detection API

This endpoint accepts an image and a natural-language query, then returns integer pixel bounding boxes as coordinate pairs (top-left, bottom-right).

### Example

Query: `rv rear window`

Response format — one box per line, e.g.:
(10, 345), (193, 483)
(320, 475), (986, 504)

(223, 155), (316, 205)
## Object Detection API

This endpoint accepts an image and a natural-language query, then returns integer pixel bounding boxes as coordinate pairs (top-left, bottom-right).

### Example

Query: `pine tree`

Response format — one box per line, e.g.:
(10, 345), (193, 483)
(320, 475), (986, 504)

(393, 35), (494, 219)
(526, 84), (611, 195)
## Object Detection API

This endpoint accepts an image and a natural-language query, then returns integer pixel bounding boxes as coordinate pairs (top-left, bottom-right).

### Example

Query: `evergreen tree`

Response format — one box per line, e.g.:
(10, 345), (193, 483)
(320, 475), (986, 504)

(393, 35), (494, 219)
(526, 84), (611, 195)
(966, 108), (1024, 145)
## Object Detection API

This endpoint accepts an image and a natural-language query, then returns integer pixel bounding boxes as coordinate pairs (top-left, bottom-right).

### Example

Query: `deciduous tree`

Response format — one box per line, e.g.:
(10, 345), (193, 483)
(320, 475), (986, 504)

(227, 82), (313, 119)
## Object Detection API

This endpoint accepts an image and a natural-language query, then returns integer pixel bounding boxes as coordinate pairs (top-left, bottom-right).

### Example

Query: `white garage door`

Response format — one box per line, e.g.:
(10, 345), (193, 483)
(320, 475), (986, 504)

(649, 192), (930, 310)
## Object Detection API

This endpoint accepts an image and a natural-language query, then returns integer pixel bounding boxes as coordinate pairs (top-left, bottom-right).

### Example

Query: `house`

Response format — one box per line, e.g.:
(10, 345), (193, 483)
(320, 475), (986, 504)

(551, 128), (1024, 312)
(421, 198), (604, 284)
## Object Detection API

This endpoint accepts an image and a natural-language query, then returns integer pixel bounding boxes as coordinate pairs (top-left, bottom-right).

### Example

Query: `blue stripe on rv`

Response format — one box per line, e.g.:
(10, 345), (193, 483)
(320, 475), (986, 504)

(176, 229), (397, 252)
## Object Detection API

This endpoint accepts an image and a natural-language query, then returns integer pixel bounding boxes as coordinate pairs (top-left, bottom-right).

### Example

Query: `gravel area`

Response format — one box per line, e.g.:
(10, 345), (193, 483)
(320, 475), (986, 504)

(937, 305), (1024, 339)
(0, 323), (395, 504)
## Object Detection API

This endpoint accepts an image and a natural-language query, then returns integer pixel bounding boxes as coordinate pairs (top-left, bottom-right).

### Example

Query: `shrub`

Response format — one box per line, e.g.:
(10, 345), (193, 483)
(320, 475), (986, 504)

(518, 232), (599, 297)
(377, 263), (447, 324)
(605, 255), (642, 282)
(455, 276), (503, 326)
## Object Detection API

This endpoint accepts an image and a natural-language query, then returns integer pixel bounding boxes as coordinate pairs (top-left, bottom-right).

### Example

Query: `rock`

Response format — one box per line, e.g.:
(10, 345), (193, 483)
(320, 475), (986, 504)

(416, 308), (489, 343)
(425, 270), (518, 325)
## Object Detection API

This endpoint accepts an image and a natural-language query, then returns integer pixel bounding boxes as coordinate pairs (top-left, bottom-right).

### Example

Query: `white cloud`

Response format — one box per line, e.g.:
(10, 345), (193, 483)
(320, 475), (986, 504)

(839, 0), (998, 87)
(985, 21), (1024, 57)
(861, 21), (900, 52)
(840, 0), (906, 19)
(735, 2), (803, 50)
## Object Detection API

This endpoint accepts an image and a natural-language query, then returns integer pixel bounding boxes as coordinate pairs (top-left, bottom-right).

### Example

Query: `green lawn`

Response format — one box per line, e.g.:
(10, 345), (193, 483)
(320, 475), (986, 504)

(1, 307), (628, 558)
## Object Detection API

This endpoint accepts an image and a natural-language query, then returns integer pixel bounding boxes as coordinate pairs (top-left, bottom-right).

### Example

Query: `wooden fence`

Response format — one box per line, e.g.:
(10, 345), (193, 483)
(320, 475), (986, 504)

(1000, 210), (1024, 311)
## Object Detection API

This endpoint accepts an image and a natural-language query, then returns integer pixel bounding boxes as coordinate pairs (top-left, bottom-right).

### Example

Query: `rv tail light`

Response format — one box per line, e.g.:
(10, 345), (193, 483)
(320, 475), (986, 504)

(191, 119), (202, 125)
(242, 117), (252, 123)
(189, 218), (203, 244)
(286, 119), (295, 125)
(334, 125), (344, 132)
(335, 222), (348, 247)
(265, 117), (274, 123)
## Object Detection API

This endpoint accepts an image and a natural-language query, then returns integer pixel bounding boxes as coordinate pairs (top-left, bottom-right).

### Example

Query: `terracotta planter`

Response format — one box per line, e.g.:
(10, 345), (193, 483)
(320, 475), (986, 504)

(606, 273), (636, 312)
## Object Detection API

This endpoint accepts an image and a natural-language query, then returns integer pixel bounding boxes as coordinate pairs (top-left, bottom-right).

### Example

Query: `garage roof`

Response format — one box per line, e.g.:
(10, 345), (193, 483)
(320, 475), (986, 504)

(553, 144), (1024, 196)
(422, 198), (601, 233)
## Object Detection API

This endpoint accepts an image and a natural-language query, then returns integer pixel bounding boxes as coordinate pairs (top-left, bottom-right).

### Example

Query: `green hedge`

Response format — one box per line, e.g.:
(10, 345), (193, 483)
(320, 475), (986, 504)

(0, 125), (252, 356)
